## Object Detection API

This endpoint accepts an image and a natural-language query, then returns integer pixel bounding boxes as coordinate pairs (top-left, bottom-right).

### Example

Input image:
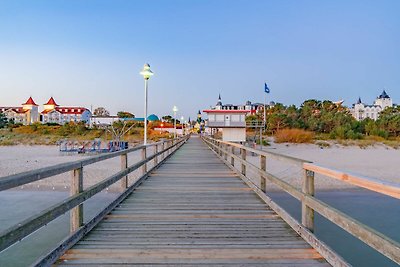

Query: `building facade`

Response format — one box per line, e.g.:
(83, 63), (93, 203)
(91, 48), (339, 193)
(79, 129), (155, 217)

(0, 97), (40, 125)
(0, 97), (91, 125)
(40, 97), (91, 124)
(211, 94), (264, 115)
(350, 90), (395, 121)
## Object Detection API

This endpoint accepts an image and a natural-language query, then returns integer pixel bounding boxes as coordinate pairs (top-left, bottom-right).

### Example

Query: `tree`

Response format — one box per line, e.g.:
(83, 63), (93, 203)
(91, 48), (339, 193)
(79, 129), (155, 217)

(93, 107), (110, 117)
(0, 112), (7, 128)
(117, 111), (135, 118)
(162, 115), (173, 123)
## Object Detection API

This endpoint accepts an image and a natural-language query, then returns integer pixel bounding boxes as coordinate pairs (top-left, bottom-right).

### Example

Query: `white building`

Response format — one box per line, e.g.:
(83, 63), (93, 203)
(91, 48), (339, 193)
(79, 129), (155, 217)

(203, 95), (252, 142)
(211, 94), (264, 115)
(0, 97), (40, 125)
(40, 97), (91, 124)
(350, 90), (394, 121)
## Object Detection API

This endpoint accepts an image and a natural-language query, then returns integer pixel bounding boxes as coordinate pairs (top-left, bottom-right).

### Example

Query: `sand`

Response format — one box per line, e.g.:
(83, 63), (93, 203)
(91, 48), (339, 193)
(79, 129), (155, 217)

(0, 145), (156, 192)
(244, 141), (400, 191)
(0, 141), (399, 191)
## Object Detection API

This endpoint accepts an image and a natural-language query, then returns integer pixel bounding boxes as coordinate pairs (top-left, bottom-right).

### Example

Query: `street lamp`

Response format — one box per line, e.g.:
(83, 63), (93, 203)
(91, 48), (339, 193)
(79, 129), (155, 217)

(140, 63), (154, 145)
(173, 105), (178, 139)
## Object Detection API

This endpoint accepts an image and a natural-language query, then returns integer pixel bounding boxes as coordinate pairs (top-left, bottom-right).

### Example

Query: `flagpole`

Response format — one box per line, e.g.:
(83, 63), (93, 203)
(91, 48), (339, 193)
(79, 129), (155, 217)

(263, 89), (266, 132)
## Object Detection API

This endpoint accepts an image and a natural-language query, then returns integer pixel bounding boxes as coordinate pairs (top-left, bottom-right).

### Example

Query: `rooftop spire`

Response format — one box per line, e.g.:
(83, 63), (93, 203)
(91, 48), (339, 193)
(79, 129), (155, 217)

(357, 97), (362, 104)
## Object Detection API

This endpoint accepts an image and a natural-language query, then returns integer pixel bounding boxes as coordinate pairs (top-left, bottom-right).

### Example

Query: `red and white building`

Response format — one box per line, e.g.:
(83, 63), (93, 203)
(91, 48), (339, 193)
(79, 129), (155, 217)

(0, 97), (91, 125)
(0, 97), (40, 125)
(203, 95), (253, 142)
(40, 97), (91, 124)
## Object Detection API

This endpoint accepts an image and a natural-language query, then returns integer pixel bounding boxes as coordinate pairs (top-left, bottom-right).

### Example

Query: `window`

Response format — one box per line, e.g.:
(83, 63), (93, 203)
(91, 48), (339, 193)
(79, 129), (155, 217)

(231, 114), (240, 122)
(216, 115), (224, 122)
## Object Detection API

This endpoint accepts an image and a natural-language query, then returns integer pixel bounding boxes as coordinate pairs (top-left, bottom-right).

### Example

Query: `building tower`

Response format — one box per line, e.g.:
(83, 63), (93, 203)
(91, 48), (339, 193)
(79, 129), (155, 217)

(22, 97), (39, 124)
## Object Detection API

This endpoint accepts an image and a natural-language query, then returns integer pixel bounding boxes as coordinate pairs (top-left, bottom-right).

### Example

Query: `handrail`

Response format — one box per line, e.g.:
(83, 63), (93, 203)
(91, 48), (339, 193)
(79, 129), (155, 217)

(202, 136), (400, 266)
(0, 139), (165, 191)
(0, 135), (190, 255)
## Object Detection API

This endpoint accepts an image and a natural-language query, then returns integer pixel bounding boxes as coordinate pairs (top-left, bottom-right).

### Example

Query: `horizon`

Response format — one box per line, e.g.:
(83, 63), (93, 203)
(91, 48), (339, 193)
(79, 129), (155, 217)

(1, 1), (399, 118)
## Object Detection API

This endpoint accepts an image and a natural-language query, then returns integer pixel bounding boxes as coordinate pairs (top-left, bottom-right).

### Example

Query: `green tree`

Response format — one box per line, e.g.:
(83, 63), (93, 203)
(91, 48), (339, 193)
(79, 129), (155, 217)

(0, 112), (7, 128)
(117, 111), (135, 118)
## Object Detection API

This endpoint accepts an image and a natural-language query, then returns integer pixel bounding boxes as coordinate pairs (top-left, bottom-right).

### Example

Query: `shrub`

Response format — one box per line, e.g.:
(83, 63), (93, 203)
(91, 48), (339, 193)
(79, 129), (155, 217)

(274, 128), (315, 143)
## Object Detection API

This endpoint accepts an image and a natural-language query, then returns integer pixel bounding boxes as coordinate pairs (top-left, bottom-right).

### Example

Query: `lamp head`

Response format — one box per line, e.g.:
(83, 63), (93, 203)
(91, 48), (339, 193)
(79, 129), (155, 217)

(140, 63), (154, 80)
(172, 105), (178, 113)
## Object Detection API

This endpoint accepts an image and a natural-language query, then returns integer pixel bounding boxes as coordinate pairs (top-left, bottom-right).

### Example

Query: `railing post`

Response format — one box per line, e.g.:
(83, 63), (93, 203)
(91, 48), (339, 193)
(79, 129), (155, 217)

(70, 165), (83, 233)
(241, 148), (246, 176)
(224, 144), (228, 161)
(231, 146), (235, 166)
(161, 142), (165, 160)
(120, 153), (128, 190)
(260, 154), (266, 192)
(154, 144), (159, 165)
(142, 147), (147, 175)
(302, 169), (315, 232)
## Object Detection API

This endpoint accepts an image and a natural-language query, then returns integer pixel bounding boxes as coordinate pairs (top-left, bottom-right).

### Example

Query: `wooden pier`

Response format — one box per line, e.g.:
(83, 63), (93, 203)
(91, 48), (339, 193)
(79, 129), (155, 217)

(1, 135), (399, 266)
(55, 137), (329, 266)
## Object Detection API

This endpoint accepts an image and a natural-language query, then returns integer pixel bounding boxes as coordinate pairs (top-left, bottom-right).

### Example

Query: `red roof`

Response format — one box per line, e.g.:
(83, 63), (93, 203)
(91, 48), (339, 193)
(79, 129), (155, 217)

(22, 97), (38, 106)
(0, 107), (28, 114)
(203, 109), (251, 113)
(44, 97), (59, 106)
(56, 107), (88, 115)
(41, 107), (89, 115)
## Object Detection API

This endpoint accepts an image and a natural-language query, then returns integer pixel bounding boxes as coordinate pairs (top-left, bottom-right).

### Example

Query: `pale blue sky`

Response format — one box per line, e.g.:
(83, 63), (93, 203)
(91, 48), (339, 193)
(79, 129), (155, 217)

(0, 0), (399, 119)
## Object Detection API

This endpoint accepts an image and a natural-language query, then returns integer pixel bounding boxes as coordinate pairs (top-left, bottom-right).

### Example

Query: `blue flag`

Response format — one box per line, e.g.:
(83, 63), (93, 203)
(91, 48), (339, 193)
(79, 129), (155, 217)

(264, 83), (270, 93)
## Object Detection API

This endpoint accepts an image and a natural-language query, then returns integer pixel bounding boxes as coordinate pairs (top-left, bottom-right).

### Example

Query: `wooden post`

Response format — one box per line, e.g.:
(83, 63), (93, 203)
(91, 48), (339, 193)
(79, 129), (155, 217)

(224, 144), (228, 161)
(231, 146), (235, 166)
(161, 142), (165, 160)
(241, 148), (246, 176)
(260, 154), (266, 192)
(142, 147), (147, 175)
(302, 169), (315, 232)
(70, 166), (83, 233)
(154, 144), (159, 165)
(120, 153), (128, 190)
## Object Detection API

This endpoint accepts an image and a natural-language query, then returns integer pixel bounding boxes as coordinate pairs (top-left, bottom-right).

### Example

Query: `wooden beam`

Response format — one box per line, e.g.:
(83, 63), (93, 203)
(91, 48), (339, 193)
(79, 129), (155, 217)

(304, 163), (400, 199)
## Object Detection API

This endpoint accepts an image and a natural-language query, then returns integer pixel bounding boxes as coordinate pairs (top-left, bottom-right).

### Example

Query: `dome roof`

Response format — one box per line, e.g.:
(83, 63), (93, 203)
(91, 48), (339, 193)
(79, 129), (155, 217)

(147, 114), (159, 121)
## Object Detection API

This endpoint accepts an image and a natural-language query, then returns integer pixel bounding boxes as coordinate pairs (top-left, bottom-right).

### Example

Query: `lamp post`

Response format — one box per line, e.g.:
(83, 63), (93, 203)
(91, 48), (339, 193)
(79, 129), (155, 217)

(173, 105), (178, 139)
(140, 63), (154, 145)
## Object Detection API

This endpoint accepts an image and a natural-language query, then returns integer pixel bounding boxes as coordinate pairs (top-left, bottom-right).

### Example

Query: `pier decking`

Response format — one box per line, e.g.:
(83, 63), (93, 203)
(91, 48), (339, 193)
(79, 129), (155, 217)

(55, 137), (329, 266)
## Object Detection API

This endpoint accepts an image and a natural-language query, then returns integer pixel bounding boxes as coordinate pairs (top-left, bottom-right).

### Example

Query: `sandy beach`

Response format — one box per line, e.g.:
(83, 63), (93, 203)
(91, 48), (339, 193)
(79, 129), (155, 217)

(244, 141), (400, 191)
(0, 141), (399, 191)
(0, 145), (156, 192)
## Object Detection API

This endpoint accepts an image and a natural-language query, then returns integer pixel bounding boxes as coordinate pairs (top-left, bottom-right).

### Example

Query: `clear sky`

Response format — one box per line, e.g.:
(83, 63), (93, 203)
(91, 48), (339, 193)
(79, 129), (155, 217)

(0, 0), (399, 119)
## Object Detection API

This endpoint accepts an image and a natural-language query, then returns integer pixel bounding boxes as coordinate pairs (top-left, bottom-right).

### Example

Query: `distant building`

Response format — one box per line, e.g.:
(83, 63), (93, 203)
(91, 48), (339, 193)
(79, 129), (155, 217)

(0, 97), (39, 125)
(0, 96), (91, 125)
(40, 97), (91, 124)
(350, 90), (395, 121)
(212, 94), (263, 115)
(204, 95), (254, 142)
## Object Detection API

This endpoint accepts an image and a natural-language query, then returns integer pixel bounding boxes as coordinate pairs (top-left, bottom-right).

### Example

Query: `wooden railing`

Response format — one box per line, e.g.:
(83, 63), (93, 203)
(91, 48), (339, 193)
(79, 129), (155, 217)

(202, 136), (400, 266)
(0, 135), (190, 265)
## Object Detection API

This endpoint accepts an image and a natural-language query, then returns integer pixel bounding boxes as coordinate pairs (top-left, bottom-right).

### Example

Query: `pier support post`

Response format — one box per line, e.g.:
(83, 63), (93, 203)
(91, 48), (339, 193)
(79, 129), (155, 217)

(260, 154), (266, 192)
(302, 169), (315, 232)
(120, 153), (128, 190)
(70, 166), (83, 233)
(142, 147), (147, 175)
(241, 148), (246, 176)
